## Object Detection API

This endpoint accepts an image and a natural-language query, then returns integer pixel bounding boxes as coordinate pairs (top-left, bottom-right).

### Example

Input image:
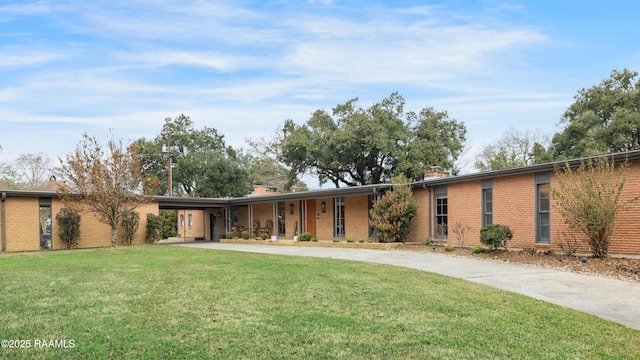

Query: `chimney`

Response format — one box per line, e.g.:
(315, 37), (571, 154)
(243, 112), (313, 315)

(423, 165), (448, 180)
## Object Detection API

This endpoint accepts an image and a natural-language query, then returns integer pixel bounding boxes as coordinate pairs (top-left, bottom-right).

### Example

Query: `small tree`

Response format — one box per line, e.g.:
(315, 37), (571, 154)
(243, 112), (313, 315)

(56, 208), (81, 249)
(56, 133), (156, 247)
(120, 210), (140, 245)
(369, 177), (418, 242)
(145, 213), (162, 243)
(552, 156), (636, 258)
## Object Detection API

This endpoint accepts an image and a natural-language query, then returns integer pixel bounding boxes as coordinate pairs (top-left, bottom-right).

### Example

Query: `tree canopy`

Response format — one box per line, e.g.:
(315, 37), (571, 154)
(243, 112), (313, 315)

(280, 93), (466, 187)
(552, 69), (640, 159)
(475, 128), (551, 171)
(135, 115), (253, 197)
(245, 131), (308, 192)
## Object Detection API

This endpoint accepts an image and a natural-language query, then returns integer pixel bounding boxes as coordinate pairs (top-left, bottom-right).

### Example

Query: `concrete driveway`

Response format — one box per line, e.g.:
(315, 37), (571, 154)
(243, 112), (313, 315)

(168, 242), (640, 331)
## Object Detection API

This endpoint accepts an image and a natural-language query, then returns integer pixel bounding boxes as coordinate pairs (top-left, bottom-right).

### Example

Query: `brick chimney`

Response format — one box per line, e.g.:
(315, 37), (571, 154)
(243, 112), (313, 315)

(423, 166), (448, 180)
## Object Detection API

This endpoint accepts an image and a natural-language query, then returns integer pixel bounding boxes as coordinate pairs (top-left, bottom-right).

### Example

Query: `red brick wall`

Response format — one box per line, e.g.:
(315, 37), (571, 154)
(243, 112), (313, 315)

(3, 197), (158, 252)
(448, 181), (482, 246)
(408, 187), (430, 242)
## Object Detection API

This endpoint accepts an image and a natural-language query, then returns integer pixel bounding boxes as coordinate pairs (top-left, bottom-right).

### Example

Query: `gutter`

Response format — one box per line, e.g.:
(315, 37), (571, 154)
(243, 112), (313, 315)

(1, 192), (6, 252)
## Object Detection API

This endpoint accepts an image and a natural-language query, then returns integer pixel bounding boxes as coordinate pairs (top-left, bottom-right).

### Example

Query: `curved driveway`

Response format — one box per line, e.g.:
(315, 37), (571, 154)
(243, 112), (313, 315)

(169, 242), (640, 331)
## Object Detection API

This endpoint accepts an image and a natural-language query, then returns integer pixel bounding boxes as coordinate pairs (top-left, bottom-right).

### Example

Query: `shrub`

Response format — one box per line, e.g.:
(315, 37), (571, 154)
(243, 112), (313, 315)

(226, 231), (234, 239)
(241, 230), (250, 239)
(145, 213), (162, 243)
(160, 210), (178, 239)
(553, 156), (636, 258)
(471, 245), (484, 254)
(444, 244), (456, 252)
(480, 224), (513, 250)
(346, 239), (354, 243)
(56, 208), (81, 249)
(298, 232), (312, 242)
(451, 222), (472, 246)
(121, 210), (140, 245)
(369, 177), (418, 242)
(310, 238), (318, 242)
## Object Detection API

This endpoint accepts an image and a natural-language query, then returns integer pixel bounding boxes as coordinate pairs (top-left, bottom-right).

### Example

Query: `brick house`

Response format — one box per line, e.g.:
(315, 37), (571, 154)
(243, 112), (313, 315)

(2, 151), (640, 255)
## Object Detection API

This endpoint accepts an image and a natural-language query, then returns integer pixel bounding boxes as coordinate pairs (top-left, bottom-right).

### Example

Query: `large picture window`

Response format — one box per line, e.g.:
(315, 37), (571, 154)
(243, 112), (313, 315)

(536, 173), (551, 244)
(39, 198), (52, 250)
(334, 197), (345, 238)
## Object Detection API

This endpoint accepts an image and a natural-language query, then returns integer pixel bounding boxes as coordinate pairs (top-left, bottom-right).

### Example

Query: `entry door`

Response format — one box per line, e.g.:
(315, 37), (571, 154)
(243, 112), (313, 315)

(210, 213), (219, 242)
(305, 200), (317, 238)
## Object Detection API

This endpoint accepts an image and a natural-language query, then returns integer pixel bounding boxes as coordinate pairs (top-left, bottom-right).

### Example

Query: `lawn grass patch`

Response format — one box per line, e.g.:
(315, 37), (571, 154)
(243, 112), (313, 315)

(1, 245), (639, 359)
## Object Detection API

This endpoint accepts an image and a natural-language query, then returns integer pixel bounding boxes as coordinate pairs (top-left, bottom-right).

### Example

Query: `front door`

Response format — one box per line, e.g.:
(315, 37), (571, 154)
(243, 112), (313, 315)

(210, 213), (218, 242)
(305, 200), (317, 238)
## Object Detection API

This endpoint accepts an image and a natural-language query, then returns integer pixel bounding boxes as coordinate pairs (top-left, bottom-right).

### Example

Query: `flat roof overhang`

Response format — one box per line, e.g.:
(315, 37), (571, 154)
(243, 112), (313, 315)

(228, 183), (393, 206)
(155, 196), (230, 210)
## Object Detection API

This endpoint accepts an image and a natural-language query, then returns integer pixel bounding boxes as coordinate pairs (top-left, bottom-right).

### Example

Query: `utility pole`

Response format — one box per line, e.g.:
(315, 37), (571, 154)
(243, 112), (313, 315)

(161, 131), (173, 196)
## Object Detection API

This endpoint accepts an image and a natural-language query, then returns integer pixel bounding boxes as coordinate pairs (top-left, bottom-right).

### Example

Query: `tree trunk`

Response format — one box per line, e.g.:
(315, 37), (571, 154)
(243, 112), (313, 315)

(111, 227), (118, 248)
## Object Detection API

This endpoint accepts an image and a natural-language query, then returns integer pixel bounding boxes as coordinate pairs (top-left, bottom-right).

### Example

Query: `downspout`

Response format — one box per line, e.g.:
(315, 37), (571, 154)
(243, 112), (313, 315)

(422, 184), (432, 241)
(1, 192), (6, 252)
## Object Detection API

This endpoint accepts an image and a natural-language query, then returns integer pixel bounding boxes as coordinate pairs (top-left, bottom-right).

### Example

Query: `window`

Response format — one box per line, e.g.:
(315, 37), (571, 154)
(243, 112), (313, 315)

(536, 173), (551, 244)
(180, 214), (185, 228)
(334, 197), (345, 238)
(188, 214), (193, 228)
(39, 198), (52, 250)
(277, 201), (286, 236)
(482, 179), (493, 227)
(434, 186), (448, 239)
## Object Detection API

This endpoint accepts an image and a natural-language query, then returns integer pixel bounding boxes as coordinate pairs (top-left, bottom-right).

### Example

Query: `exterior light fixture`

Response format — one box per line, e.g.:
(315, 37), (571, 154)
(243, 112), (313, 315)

(321, 201), (326, 213)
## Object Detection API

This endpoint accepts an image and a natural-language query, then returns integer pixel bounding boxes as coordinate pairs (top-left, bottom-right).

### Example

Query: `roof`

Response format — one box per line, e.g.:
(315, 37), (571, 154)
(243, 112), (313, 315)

(413, 149), (640, 188)
(4, 150), (640, 207)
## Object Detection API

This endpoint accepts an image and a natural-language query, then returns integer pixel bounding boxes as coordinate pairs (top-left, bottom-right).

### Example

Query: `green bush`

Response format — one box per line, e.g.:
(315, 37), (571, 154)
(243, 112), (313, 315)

(444, 244), (456, 252)
(471, 245), (484, 254)
(56, 208), (81, 249)
(480, 224), (513, 250)
(241, 231), (250, 239)
(298, 232), (312, 242)
(346, 239), (354, 243)
(121, 210), (140, 245)
(310, 238), (318, 242)
(226, 231), (234, 239)
(145, 213), (162, 243)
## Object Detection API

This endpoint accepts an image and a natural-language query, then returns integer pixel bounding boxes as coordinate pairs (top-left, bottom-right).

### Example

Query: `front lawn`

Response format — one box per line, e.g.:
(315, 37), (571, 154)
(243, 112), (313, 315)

(1, 245), (638, 359)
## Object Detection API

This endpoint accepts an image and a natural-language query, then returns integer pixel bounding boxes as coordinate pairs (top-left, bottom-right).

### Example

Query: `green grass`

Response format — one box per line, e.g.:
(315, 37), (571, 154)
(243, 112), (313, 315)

(1, 246), (639, 359)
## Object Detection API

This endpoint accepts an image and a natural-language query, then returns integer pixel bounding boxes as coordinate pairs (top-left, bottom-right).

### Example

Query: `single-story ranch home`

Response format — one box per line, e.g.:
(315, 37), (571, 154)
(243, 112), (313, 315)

(2, 150), (639, 255)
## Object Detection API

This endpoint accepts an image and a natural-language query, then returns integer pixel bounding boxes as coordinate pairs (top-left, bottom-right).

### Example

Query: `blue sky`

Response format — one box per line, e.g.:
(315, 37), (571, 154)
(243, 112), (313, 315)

(1, 0), (639, 183)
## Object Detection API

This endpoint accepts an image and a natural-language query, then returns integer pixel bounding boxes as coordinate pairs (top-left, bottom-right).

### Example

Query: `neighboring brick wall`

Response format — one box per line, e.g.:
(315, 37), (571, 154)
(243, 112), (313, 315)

(5, 197), (40, 252)
(345, 195), (370, 241)
(448, 181), (482, 247)
(609, 165), (640, 254)
(408, 187), (430, 242)
(177, 209), (205, 240)
(315, 197), (334, 240)
(550, 164), (640, 255)
(493, 174), (536, 249)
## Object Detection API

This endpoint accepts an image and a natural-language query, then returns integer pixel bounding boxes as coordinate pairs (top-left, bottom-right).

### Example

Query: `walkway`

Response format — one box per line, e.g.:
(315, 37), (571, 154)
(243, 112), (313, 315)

(168, 242), (640, 331)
